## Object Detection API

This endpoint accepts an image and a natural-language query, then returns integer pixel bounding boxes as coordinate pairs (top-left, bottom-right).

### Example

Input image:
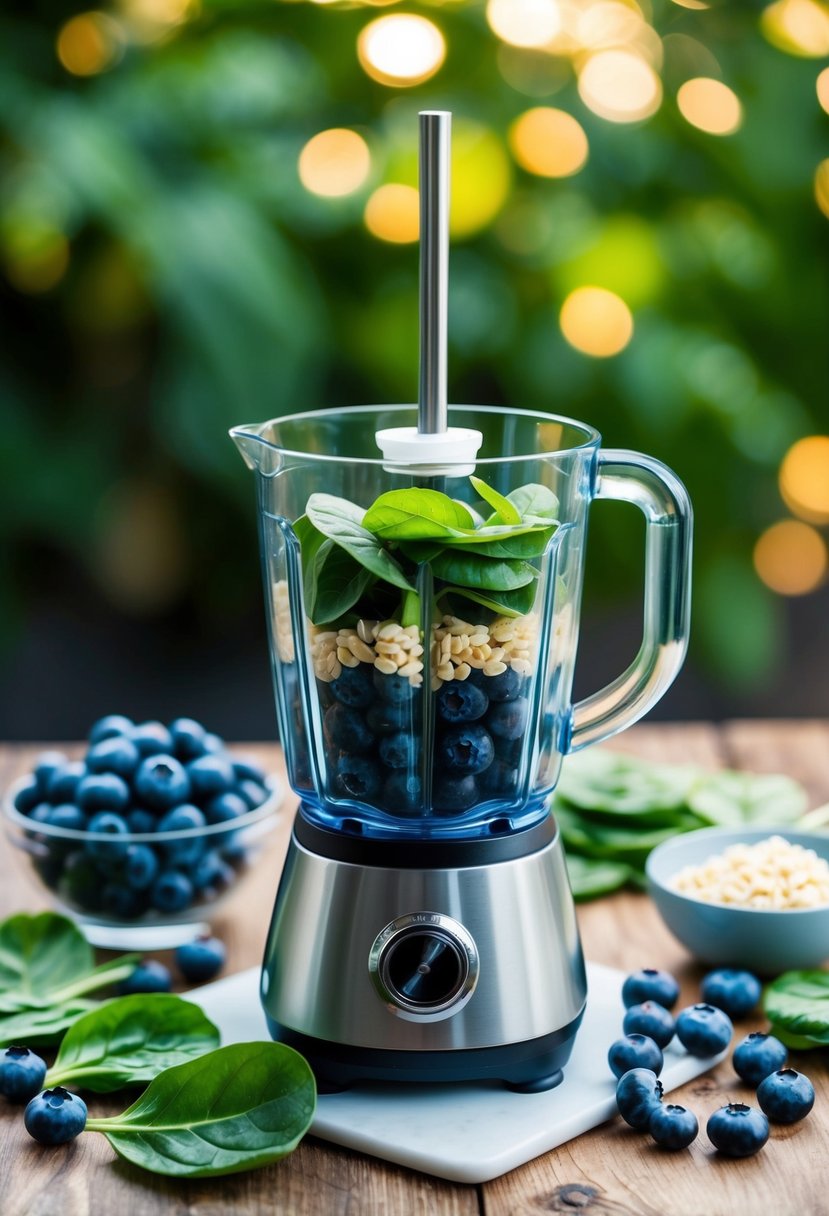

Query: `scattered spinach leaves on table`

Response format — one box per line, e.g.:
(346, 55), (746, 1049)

(763, 971), (829, 1049)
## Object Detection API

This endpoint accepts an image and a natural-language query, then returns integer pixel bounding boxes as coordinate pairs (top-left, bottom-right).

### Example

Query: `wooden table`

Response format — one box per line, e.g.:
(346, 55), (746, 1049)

(1, 722), (828, 1216)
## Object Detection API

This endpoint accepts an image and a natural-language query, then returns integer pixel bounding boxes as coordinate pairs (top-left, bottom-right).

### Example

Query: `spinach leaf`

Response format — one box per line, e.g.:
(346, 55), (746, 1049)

(763, 971), (829, 1044)
(87, 1042), (316, 1177)
(441, 527), (555, 560)
(565, 853), (635, 901)
(0, 999), (98, 1047)
(304, 540), (374, 626)
(449, 582), (539, 617)
(687, 772), (808, 827)
(306, 494), (414, 592)
(444, 522), (552, 546)
(428, 549), (538, 592)
(558, 751), (699, 819)
(506, 483), (559, 521)
(45, 994), (221, 1092)
(470, 475), (521, 526)
(362, 488), (476, 540)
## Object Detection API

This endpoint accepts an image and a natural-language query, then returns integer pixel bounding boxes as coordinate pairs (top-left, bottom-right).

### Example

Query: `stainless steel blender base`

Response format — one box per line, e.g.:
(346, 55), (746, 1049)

(261, 812), (588, 1089)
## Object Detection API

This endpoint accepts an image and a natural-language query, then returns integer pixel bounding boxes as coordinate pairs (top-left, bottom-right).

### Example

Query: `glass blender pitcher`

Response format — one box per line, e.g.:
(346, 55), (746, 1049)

(230, 114), (692, 1091)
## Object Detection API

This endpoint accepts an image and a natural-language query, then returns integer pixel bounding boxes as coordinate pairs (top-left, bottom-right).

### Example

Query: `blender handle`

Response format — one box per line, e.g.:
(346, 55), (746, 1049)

(567, 450), (693, 752)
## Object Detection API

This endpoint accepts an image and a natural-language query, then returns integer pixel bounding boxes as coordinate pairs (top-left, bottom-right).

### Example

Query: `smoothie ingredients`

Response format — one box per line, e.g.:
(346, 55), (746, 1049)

(0, 1046), (47, 1103)
(706, 1103), (769, 1158)
(700, 969), (762, 1018)
(175, 935), (226, 984)
(615, 1067), (664, 1129)
(622, 1002), (675, 1049)
(117, 960), (172, 995)
(607, 1034), (663, 1079)
(732, 1033), (788, 1086)
(24, 1086), (87, 1145)
(763, 970), (829, 1050)
(756, 1069), (815, 1124)
(621, 969), (680, 1011)
(648, 1103), (698, 1150)
(671, 835), (829, 909)
(675, 1004), (733, 1057)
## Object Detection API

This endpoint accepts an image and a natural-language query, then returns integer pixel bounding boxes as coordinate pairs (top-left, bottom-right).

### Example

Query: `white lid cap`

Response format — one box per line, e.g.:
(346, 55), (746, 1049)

(374, 426), (483, 476)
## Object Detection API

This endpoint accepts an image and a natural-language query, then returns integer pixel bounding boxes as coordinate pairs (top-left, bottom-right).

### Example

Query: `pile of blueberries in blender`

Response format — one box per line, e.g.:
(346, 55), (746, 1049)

(320, 663), (531, 815)
(12, 716), (271, 920)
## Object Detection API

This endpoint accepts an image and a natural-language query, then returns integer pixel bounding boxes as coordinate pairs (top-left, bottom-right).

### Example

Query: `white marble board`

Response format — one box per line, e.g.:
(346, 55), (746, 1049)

(191, 962), (723, 1185)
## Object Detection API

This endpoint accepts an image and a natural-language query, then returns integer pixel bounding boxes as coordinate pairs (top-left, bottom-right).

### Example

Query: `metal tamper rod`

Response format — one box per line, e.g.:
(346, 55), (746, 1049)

(375, 110), (482, 474)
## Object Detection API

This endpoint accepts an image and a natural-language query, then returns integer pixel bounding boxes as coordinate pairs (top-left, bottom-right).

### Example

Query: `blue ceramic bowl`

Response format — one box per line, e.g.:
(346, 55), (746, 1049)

(646, 826), (829, 975)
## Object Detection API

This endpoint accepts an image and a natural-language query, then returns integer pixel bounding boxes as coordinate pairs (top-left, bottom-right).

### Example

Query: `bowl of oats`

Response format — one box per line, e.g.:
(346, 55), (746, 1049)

(646, 827), (829, 973)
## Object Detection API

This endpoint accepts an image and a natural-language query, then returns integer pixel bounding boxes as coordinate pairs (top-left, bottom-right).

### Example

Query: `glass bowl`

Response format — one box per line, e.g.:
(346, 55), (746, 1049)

(3, 775), (283, 949)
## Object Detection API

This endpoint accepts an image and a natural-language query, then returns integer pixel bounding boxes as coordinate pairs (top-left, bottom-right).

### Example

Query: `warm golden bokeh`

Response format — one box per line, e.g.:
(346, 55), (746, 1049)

(815, 158), (829, 218)
(677, 77), (743, 135)
(298, 129), (371, 198)
(560, 286), (634, 357)
(779, 436), (829, 522)
(56, 12), (122, 75)
(357, 14), (445, 86)
(508, 107), (589, 178)
(578, 50), (662, 123)
(364, 183), (419, 243)
(761, 0), (829, 57)
(753, 520), (828, 595)
(818, 65), (829, 112)
(486, 0), (561, 49)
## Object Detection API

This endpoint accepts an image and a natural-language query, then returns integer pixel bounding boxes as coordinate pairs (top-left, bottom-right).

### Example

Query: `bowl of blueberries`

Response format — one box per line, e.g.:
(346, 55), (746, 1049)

(3, 715), (283, 949)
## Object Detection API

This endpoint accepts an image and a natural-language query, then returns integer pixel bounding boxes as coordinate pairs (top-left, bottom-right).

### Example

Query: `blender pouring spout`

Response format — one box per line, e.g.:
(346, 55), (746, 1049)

(229, 424), (283, 476)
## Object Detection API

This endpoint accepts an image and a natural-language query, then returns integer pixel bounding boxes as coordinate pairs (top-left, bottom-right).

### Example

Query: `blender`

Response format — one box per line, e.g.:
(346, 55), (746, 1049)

(231, 112), (692, 1092)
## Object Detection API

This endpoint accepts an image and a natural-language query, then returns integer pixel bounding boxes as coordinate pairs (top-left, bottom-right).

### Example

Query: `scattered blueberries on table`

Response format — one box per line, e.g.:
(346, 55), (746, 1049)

(615, 1068), (664, 1129)
(608, 1034), (664, 1079)
(756, 1069), (815, 1124)
(175, 935), (227, 984)
(648, 1104), (698, 1150)
(700, 969), (762, 1019)
(706, 1103), (769, 1157)
(118, 959), (172, 995)
(622, 1001), (675, 1049)
(0, 1047), (47, 1104)
(621, 969), (680, 1011)
(24, 1088), (88, 1146)
(674, 1004), (732, 1057)
(732, 1032), (788, 1087)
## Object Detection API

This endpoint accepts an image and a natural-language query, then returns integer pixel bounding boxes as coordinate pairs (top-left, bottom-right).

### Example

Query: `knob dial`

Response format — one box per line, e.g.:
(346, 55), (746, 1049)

(368, 913), (479, 1021)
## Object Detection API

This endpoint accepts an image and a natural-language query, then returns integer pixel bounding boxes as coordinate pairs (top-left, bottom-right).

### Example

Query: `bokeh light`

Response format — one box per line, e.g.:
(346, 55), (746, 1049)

(509, 108), (589, 178)
(779, 435), (829, 522)
(578, 50), (662, 123)
(815, 158), (829, 218)
(753, 520), (828, 595)
(357, 14), (445, 87)
(761, 0), (829, 57)
(486, 0), (561, 49)
(298, 129), (371, 198)
(559, 286), (634, 357)
(449, 122), (512, 238)
(56, 12), (123, 76)
(364, 183), (419, 243)
(3, 226), (69, 294)
(677, 77), (743, 135)
(576, 2), (647, 51)
(558, 216), (664, 308)
(818, 65), (829, 112)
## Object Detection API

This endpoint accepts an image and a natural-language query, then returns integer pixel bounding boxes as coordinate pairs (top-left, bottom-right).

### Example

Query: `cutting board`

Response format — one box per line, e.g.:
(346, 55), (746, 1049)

(191, 962), (723, 1184)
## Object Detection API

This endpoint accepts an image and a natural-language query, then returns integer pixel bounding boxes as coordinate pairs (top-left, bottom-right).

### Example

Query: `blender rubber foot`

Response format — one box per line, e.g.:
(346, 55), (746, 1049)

(506, 1069), (564, 1094)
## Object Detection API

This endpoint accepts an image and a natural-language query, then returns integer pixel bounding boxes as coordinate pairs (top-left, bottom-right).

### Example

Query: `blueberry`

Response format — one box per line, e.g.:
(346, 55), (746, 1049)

(134, 755), (191, 811)
(623, 1001), (675, 1049)
(700, 969), (762, 1019)
(89, 714), (133, 744)
(236, 779), (268, 809)
(648, 1103), (698, 1150)
(175, 935), (226, 984)
(231, 757), (267, 784)
(157, 804), (206, 864)
(486, 698), (529, 741)
(151, 871), (194, 913)
(383, 771), (422, 814)
(202, 732), (225, 753)
(86, 735), (141, 781)
(170, 717), (208, 760)
(12, 776), (41, 815)
(707, 1103), (769, 1157)
(118, 959), (172, 994)
(330, 664), (374, 709)
(732, 1032), (788, 1087)
(479, 759), (519, 797)
(124, 843), (160, 890)
(45, 762), (87, 804)
(493, 734), (522, 764)
(608, 1034), (663, 1079)
(438, 724), (494, 775)
(379, 732), (416, 770)
(126, 808), (157, 834)
(334, 755), (382, 801)
(204, 792), (248, 825)
(373, 668), (415, 705)
(324, 703), (373, 754)
(85, 811), (130, 861)
(186, 754), (236, 801)
(47, 804), (87, 832)
(34, 751), (68, 794)
(366, 702), (411, 735)
(64, 852), (107, 912)
(615, 1067), (663, 1129)
(756, 1068), (815, 1124)
(26, 803), (53, 826)
(485, 666), (523, 702)
(436, 682), (489, 724)
(433, 774), (478, 812)
(102, 883), (145, 919)
(191, 850), (235, 893)
(0, 1047), (47, 1103)
(621, 968), (680, 1010)
(76, 772), (130, 814)
(130, 720), (174, 756)
(24, 1087), (87, 1145)
(675, 1004), (732, 1057)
